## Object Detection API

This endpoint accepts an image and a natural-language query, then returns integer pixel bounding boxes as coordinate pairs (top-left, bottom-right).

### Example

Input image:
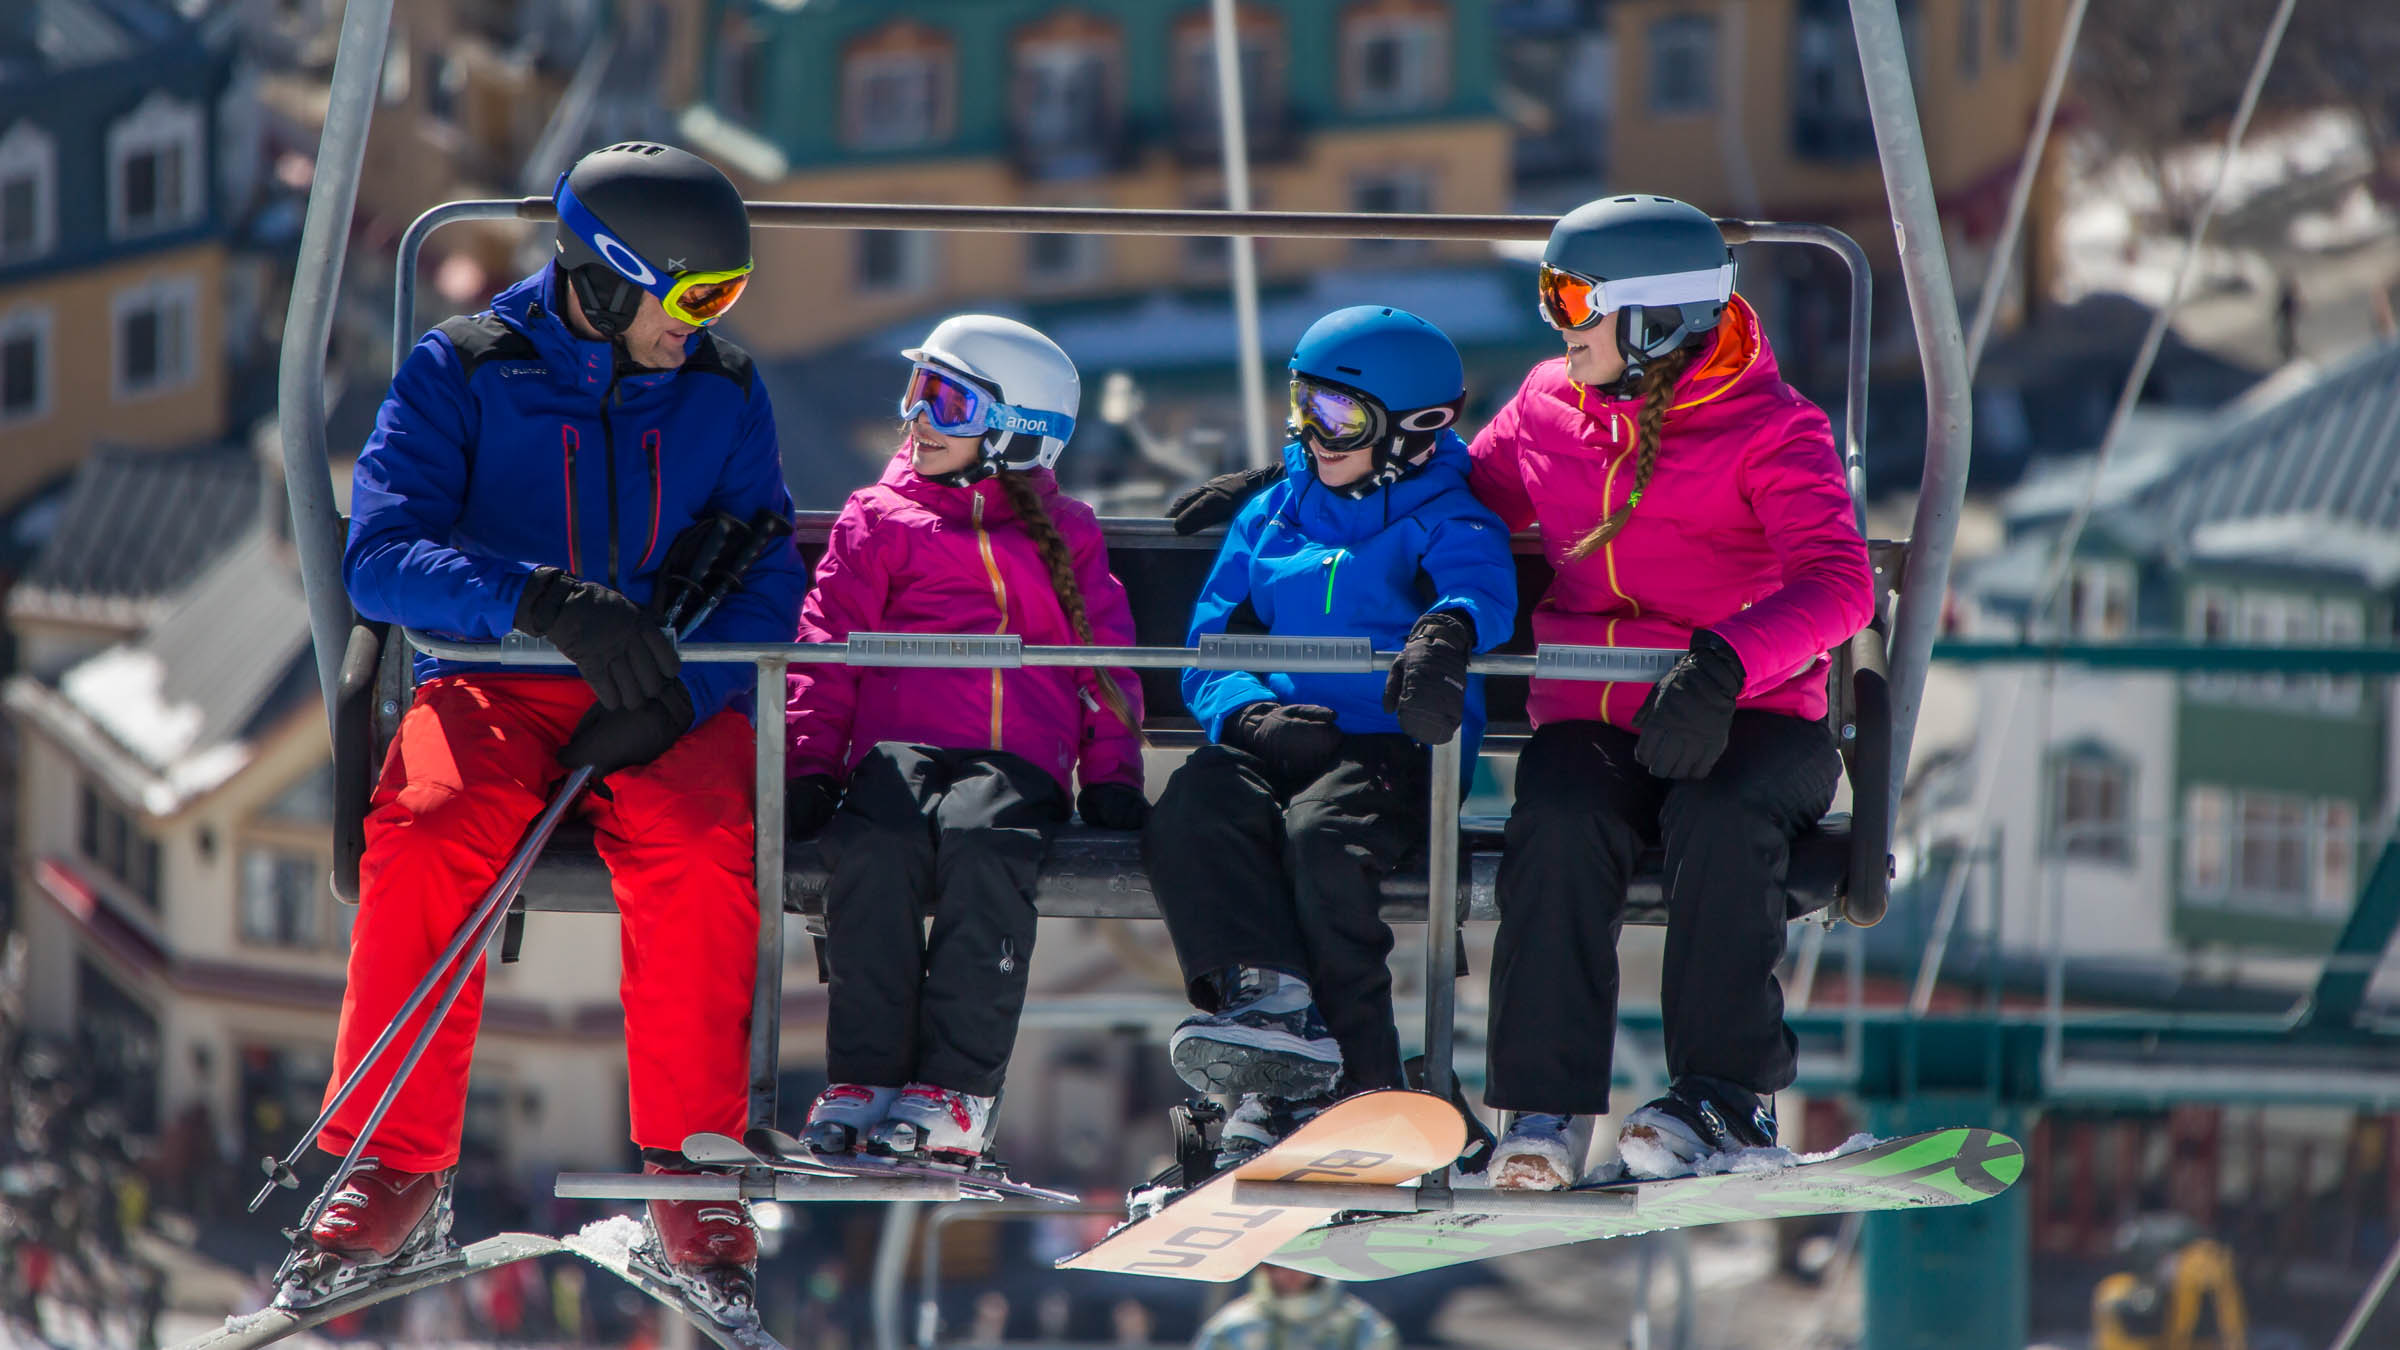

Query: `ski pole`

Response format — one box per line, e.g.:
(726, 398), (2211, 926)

(252, 521), (790, 1213)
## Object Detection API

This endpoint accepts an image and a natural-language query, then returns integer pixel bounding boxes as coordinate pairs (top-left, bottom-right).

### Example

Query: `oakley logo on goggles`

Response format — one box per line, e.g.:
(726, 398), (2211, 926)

(1537, 261), (1735, 331)
(900, 363), (1076, 442)
(553, 175), (752, 327)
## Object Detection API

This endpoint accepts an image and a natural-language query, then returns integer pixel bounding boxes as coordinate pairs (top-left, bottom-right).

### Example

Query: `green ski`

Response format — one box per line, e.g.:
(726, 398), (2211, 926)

(1268, 1127), (2022, 1281)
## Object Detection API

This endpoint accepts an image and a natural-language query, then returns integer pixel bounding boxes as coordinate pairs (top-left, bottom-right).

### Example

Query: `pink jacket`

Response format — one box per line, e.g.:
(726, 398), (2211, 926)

(1469, 296), (1873, 731)
(785, 449), (1144, 795)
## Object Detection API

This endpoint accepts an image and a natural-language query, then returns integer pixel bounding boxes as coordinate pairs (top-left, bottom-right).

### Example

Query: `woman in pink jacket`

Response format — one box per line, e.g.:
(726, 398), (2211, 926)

(782, 315), (1146, 1166)
(1473, 197), (1874, 1188)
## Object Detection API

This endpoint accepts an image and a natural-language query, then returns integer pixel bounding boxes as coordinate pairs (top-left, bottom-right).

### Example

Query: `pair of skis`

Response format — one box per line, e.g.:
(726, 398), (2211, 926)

(678, 1127), (1078, 1205)
(1057, 1089), (2024, 1283)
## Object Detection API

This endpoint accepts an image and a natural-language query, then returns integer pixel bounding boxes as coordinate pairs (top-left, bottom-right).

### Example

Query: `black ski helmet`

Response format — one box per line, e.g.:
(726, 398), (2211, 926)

(1540, 195), (1734, 389)
(553, 142), (751, 338)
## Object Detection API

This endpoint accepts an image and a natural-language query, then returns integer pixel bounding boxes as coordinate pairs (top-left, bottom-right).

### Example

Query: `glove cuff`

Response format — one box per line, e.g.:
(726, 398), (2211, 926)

(515, 567), (568, 634)
(1689, 629), (1747, 695)
(1421, 608), (1476, 648)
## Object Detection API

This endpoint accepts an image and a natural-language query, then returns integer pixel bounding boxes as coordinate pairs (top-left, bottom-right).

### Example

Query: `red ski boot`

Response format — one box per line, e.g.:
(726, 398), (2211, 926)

(641, 1160), (759, 1325)
(275, 1161), (456, 1306)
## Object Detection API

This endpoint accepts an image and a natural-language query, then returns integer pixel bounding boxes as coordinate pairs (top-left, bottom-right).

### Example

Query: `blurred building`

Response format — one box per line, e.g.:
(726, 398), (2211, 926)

(0, 0), (246, 511)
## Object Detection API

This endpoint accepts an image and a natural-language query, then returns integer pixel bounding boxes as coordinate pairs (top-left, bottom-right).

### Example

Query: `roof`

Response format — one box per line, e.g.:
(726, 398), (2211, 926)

(9, 445), (262, 626)
(12, 529), (315, 816)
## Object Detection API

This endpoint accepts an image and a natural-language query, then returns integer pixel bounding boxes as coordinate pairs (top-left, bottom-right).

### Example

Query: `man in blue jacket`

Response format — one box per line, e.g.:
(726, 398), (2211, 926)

(286, 143), (803, 1323)
(1142, 307), (1516, 1170)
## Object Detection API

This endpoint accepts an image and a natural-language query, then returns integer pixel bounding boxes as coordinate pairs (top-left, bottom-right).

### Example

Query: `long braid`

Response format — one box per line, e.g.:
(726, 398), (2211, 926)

(1565, 345), (1697, 562)
(996, 471), (1141, 737)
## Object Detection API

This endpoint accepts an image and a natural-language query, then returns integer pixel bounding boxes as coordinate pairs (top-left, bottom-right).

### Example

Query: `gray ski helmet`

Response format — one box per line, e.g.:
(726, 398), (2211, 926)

(554, 142), (751, 337)
(1541, 195), (1734, 386)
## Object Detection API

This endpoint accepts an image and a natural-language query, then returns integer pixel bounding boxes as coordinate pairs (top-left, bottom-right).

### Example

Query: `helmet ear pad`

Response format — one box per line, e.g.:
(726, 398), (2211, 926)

(563, 262), (643, 340)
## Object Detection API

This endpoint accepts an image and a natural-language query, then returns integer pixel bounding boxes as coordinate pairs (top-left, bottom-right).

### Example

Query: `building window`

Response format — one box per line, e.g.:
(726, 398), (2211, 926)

(1172, 14), (1287, 158)
(2318, 799), (2358, 914)
(2047, 747), (2132, 864)
(241, 848), (326, 949)
(2234, 792), (2310, 909)
(1958, 0), (1983, 78)
(1025, 229), (1104, 286)
(843, 42), (952, 150)
(107, 94), (204, 240)
(2317, 597), (2365, 712)
(1648, 15), (1716, 115)
(715, 13), (767, 126)
(0, 120), (58, 264)
(2183, 785), (2228, 895)
(0, 306), (49, 425)
(855, 230), (934, 296)
(2187, 586), (2234, 641)
(2065, 561), (2133, 639)
(264, 762), (338, 824)
(422, 51), (464, 125)
(1012, 36), (1121, 176)
(1350, 167), (1433, 259)
(113, 277), (198, 401)
(1791, 0), (1874, 161)
(77, 782), (160, 910)
(1344, 10), (1446, 114)
(1997, 0), (2022, 60)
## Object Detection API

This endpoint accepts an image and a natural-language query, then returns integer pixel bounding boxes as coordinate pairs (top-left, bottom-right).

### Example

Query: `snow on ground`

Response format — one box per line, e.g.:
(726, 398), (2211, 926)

(2053, 109), (2376, 307)
(2289, 184), (2397, 252)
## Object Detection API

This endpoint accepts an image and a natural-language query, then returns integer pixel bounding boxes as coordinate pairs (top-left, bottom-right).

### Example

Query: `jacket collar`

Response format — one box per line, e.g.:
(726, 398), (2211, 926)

(875, 445), (1061, 524)
(1564, 292), (1775, 418)
(486, 266), (702, 400)
(1277, 431), (1475, 544)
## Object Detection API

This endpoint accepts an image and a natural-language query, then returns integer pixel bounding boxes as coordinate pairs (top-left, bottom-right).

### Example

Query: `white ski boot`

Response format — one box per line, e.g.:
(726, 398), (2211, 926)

(865, 1083), (994, 1166)
(801, 1082), (899, 1155)
(1617, 1076), (1778, 1180)
(1489, 1113), (1594, 1191)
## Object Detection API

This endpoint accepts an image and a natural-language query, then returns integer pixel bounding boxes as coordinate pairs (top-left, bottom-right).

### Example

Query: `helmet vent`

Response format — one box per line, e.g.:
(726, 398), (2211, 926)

(1336, 365), (1362, 375)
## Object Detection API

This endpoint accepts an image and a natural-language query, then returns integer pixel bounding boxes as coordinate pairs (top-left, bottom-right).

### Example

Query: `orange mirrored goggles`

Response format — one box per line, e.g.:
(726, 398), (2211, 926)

(660, 267), (752, 327)
(1536, 263), (1607, 331)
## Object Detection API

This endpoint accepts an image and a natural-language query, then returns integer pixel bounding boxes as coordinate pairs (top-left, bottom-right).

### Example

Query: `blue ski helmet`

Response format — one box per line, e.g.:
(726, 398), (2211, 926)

(1287, 306), (1465, 498)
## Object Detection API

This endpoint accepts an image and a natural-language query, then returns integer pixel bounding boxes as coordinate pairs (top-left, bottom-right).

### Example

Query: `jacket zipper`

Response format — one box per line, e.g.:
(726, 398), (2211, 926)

(560, 424), (582, 577)
(1322, 549), (1344, 614)
(971, 491), (1009, 749)
(638, 429), (663, 572)
(602, 378), (624, 588)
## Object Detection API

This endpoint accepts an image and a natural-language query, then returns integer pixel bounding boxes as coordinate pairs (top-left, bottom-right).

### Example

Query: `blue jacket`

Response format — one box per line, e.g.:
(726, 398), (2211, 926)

(345, 267), (807, 724)
(1184, 434), (1517, 763)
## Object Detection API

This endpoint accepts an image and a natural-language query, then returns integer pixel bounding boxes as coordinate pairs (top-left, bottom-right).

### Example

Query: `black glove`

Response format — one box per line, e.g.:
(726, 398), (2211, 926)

(1224, 702), (1344, 784)
(558, 682), (695, 782)
(1633, 630), (1746, 780)
(1166, 463), (1287, 536)
(516, 567), (680, 710)
(1076, 781), (1149, 831)
(785, 773), (843, 838)
(1383, 609), (1475, 745)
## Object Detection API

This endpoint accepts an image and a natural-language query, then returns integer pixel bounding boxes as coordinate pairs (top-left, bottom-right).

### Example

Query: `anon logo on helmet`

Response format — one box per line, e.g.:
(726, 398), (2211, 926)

(590, 232), (658, 286)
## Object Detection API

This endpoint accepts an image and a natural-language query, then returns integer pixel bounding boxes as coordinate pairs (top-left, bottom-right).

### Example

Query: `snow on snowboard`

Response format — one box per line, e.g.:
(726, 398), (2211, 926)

(1266, 1126), (2024, 1281)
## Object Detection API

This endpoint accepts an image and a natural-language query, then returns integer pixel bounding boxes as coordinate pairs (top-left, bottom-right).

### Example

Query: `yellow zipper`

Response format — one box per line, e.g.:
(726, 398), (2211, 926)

(971, 491), (1008, 749)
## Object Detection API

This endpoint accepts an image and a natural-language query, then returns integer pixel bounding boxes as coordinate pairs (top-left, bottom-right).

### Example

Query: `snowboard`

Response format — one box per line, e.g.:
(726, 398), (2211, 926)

(180, 1233), (565, 1350)
(1268, 1126), (2024, 1281)
(561, 1215), (786, 1350)
(1058, 1089), (1466, 1282)
(737, 1125), (1078, 1205)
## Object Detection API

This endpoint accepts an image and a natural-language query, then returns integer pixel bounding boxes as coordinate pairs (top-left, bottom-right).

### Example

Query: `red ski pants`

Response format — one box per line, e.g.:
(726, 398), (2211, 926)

(319, 675), (758, 1171)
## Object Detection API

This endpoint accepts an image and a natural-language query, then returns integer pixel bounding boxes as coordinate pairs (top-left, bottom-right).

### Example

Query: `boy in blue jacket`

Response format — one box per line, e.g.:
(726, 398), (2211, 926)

(1144, 307), (1516, 1167)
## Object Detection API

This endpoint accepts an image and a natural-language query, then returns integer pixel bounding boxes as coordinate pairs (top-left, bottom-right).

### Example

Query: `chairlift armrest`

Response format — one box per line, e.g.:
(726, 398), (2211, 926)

(1839, 623), (1894, 927)
(332, 617), (388, 904)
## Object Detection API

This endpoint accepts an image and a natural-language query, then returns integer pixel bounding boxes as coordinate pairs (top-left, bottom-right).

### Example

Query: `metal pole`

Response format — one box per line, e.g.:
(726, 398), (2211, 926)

(1849, 0), (1972, 804)
(751, 657), (788, 1129)
(1423, 736), (1464, 1109)
(279, 0), (396, 731)
(2330, 1230), (2400, 1350)
(1962, 0), (2090, 377)
(871, 1202), (920, 1350)
(1211, 0), (1271, 470)
(2027, 0), (2297, 635)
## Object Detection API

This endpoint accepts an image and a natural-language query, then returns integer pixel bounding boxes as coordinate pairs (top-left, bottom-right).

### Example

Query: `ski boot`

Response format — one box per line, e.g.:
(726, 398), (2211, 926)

(1489, 1113), (1595, 1191)
(272, 1160), (457, 1308)
(634, 1160), (760, 1327)
(865, 1083), (995, 1167)
(801, 1082), (899, 1156)
(1617, 1076), (1778, 1180)
(1168, 966), (1343, 1098)
(1213, 1092), (1332, 1173)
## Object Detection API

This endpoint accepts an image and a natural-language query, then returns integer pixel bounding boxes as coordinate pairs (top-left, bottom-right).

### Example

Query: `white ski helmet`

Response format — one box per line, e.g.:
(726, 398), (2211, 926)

(901, 314), (1081, 476)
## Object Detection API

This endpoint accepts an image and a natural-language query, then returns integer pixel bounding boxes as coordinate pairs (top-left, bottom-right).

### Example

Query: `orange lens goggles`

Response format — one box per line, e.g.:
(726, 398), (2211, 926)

(1537, 263), (1605, 331)
(663, 269), (751, 326)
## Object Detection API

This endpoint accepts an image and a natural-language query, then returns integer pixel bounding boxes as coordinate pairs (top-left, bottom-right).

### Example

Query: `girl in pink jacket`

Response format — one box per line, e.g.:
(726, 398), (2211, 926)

(1474, 197), (1874, 1188)
(783, 315), (1146, 1166)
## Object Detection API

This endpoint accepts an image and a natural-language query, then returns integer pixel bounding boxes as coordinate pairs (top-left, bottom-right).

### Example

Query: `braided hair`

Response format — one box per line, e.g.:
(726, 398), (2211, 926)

(994, 470), (1140, 737)
(1565, 344), (1699, 563)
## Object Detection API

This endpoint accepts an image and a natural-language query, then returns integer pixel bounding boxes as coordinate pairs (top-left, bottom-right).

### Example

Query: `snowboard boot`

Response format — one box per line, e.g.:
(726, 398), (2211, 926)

(866, 1083), (995, 1167)
(1489, 1113), (1595, 1191)
(1617, 1076), (1779, 1180)
(1169, 966), (1344, 1098)
(274, 1160), (457, 1307)
(801, 1082), (899, 1156)
(640, 1160), (760, 1327)
(1213, 1092), (1333, 1173)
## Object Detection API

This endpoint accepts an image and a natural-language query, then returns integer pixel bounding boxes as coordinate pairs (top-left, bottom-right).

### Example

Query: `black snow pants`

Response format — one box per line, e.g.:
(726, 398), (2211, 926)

(1143, 734), (1432, 1096)
(818, 742), (1067, 1097)
(1483, 713), (1841, 1116)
